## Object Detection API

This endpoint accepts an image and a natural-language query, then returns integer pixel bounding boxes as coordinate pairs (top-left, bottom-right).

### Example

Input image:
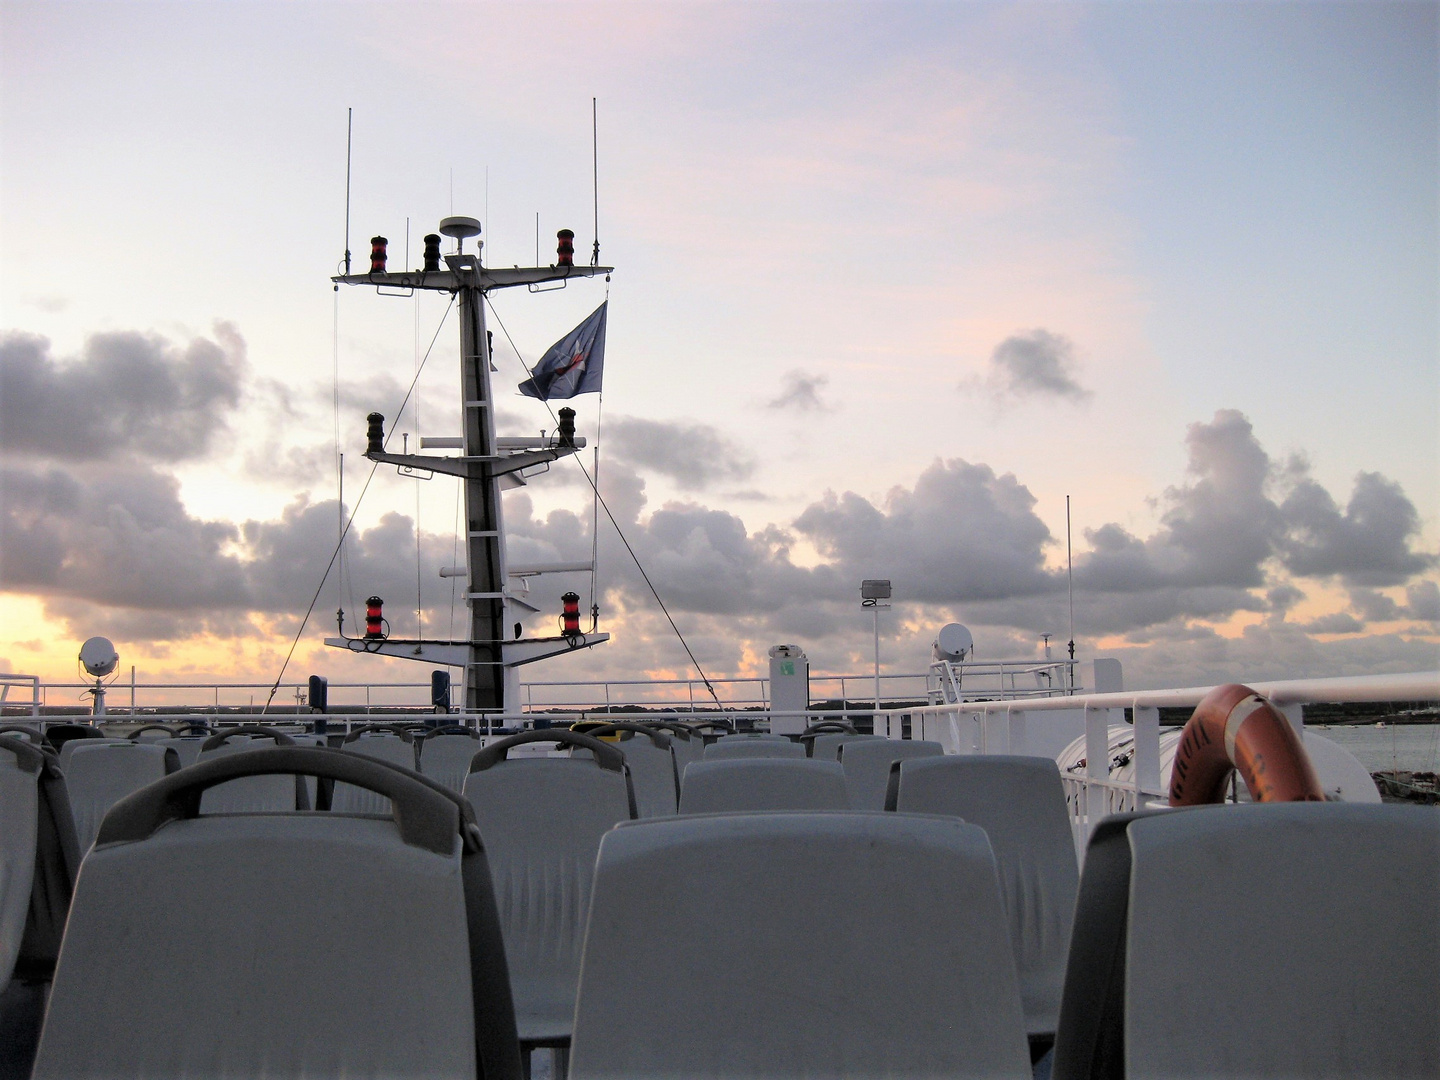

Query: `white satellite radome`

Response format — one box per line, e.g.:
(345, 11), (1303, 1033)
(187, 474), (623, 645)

(932, 623), (974, 663)
(79, 636), (119, 678)
(439, 215), (481, 240)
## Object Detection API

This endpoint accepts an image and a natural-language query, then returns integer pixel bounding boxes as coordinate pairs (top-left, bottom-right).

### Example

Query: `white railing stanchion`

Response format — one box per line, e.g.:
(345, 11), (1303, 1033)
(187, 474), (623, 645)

(1134, 703), (1162, 803)
(1084, 705), (1109, 846)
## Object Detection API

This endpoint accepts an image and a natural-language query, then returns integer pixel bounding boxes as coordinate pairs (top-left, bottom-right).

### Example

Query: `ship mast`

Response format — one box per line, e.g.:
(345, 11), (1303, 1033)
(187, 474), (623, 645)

(328, 217), (612, 714)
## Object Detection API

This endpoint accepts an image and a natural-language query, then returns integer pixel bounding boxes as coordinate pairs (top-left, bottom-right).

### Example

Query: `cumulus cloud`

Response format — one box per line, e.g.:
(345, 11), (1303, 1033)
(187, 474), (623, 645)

(1072, 410), (1435, 632)
(0, 326), (245, 462)
(978, 329), (1091, 402)
(1076, 410), (1280, 597)
(1405, 581), (1440, 622)
(1301, 612), (1366, 635)
(794, 459), (1055, 602)
(1348, 587), (1402, 622)
(0, 463), (248, 612)
(767, 370), (831, 412)
(1279, 470), (1434, 586)
(1266, 584), (1304, 613)
(2, 360), (1434, 687)
(605, 416), (754, 490)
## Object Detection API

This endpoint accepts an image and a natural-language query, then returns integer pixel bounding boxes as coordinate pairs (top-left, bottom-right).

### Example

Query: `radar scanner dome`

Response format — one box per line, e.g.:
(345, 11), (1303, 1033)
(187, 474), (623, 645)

(932, 623), (973, 663)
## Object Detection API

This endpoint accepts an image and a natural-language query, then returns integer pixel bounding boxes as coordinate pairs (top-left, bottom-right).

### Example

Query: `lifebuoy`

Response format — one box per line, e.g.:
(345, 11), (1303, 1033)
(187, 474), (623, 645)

(1169, 683), (1325, 805)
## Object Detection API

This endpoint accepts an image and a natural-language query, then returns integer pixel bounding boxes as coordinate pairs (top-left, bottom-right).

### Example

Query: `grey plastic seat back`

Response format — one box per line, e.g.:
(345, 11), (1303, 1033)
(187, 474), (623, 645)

(704, 735), (806, 761)
(332, 733), (418, 814)
(586, 727), (678, 818)
(0, 740), (39, 993)
(154, 736), (207, 768)
(0, 738), (80, 996)
(196, 740), (305, 813)
(839, 738), (943, 810)
(57, 737), (127, 773)
(654, 723), (704, 776)
(569, 812), (1031, 1079)
(1122, 804), (1439, 1078)
(463, 751), (635, 1044)
(891, 755), (1078, 1036)
(808, 732), (886, 761)
(679, 759), (850, 813)
(64, 742), (177, 851)
(32, 746), (519, 1080)
(418, 733), (483, 794)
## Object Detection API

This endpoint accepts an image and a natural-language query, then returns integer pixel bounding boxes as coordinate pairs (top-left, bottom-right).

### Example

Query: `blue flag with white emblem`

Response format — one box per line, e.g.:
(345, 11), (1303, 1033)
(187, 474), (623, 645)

(518, 301), (607, 400)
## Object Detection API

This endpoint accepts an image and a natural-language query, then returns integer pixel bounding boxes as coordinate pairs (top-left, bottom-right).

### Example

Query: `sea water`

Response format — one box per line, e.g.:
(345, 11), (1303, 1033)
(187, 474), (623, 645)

(1309, 723), (1440, 774)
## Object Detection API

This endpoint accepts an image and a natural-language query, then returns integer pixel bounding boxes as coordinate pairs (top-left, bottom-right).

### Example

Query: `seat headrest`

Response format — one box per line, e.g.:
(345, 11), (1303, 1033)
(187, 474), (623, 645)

(581, 722), (672, 750)
(96, 746), (475, 857)
(469, 728), (625, 774)
(343, 723), (417, 743)
(201, 726), (298, 751)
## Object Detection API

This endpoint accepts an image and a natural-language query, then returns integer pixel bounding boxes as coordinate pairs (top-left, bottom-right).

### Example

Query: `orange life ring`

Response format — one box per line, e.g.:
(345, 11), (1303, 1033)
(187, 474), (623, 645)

(1169, 683), (1325, 805)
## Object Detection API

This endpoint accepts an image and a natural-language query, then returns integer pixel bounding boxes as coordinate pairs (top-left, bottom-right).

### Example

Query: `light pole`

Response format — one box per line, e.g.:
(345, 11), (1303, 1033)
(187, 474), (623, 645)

(860, 579), (892, 715)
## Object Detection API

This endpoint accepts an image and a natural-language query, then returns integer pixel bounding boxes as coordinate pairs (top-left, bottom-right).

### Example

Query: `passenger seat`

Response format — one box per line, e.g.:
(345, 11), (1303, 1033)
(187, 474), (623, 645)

(1051, 803), (1439, 1079)
(32, 745), (522, 1080)
(569, 811), (1031, 1078)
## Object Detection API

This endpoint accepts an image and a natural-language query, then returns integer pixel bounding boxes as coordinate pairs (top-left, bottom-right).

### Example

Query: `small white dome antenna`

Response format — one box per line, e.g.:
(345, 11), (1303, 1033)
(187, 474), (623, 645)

(932, 623), (974, 663)
(439, 215), (481, 253)
(78, 636), (119, 717)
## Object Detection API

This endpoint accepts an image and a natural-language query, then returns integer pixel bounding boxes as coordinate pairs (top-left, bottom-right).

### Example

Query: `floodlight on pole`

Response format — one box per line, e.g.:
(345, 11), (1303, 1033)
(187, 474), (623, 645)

(860, 580), (891, 715)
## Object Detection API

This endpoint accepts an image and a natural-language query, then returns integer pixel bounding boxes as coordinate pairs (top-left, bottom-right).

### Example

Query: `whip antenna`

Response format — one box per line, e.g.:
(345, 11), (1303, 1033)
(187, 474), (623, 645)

(1066, 495), (1076, 680)
(591, 97), (601, 266)
(343, 108), (353, 275)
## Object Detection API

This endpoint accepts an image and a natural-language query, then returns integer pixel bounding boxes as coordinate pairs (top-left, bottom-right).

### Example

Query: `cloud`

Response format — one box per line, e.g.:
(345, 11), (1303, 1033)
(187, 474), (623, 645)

(1405, 581), (1440, 623)
(1075, 410), (1280, 597)
(1348, 587), (1402, 622)
(0, 463), (248, 612)
(1071, 410), (1436, 629)
(1266, 584), (1304, 613)
(0, 326), (245, 463)
(1279, 470), (1434, 586)
(768, 370), (831, 412)
(794, 458), (1055, 602)
(605, 416), (754, 490)
(3, 391), (1433, 687)
(978, 329), (1091, 402)
(1301, 612), (1366, 635)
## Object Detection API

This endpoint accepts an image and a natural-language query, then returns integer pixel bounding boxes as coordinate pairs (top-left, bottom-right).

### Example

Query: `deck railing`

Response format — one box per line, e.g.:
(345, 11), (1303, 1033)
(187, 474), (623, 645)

(874, 671), (1440, 852)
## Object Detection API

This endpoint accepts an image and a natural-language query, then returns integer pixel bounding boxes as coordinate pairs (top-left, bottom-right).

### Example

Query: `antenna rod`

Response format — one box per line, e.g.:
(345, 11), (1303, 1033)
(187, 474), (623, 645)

(1066, 495), (1075, 665)
(336, 453), (345, 635)
(343, 108), (353, 275)
(591, 97), (600, 266)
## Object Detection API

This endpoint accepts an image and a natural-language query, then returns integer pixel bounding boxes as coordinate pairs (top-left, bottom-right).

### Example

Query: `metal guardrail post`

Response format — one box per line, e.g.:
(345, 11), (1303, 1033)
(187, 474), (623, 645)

(1134, 704), (1162, 800)
(1084, 705), (1109, 847)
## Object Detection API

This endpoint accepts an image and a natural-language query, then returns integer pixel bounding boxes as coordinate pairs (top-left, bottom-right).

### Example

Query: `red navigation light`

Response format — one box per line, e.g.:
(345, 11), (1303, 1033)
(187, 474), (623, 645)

(365, 596), (386, 639)
(561, 592), (582, 637)
(556, 229), (575, 267)
(370, 236), (388, 274)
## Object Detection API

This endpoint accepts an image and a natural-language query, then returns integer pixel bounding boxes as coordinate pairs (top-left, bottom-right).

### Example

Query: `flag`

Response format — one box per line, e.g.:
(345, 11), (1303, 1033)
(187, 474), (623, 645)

(517, 301), (607, 400)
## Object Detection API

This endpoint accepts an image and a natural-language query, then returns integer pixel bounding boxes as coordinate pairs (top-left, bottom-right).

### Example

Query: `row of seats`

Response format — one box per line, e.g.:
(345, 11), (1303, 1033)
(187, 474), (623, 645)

(12, 725), (1433, 1079)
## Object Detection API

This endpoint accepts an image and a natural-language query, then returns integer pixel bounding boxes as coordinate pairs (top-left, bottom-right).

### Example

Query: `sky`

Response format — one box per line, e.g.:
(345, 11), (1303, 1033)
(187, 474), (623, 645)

(1, 0), (1436, 706)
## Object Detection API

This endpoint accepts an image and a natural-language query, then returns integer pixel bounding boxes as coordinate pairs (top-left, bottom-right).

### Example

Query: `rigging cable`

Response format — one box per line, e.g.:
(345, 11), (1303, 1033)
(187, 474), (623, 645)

(486, 297), (723, 710)
(261, 295), (457, 712)
(589, 391), (602, 624)
(413, 290), (424, 643)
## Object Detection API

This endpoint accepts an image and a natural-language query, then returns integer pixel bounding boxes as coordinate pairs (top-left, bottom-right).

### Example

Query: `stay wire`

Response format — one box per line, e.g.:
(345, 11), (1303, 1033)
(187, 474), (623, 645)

(262, 295), (457, 712)
(485, 297), (723, 710)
